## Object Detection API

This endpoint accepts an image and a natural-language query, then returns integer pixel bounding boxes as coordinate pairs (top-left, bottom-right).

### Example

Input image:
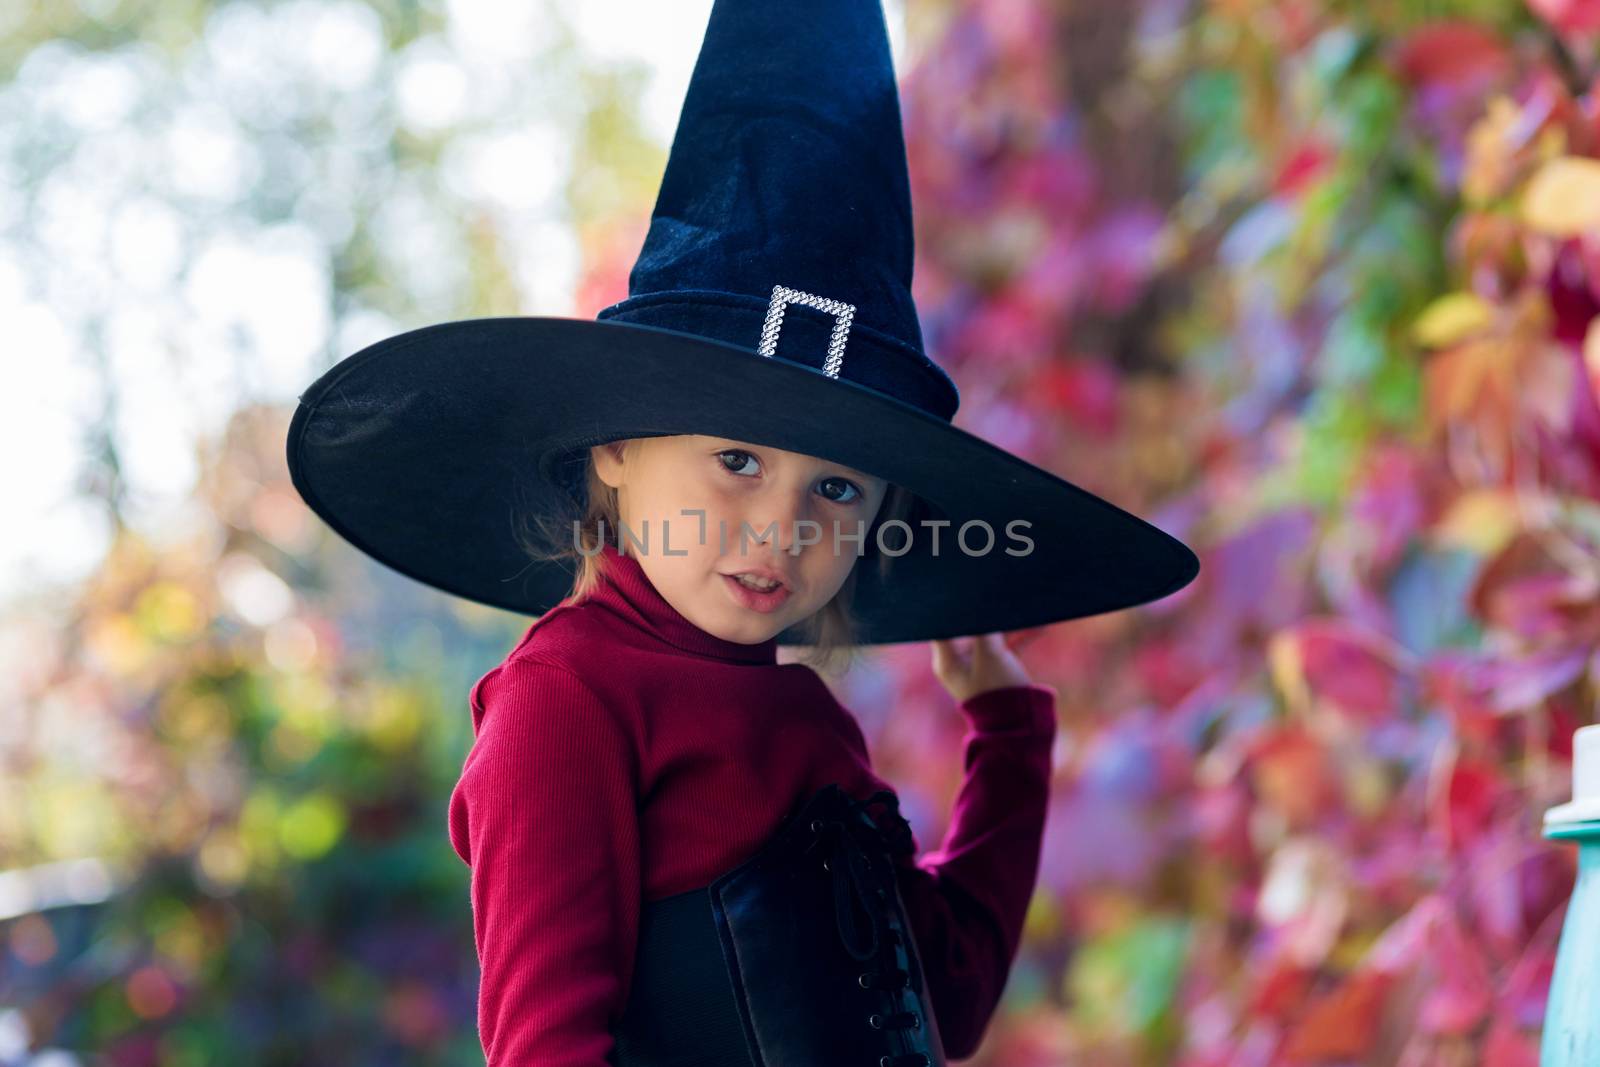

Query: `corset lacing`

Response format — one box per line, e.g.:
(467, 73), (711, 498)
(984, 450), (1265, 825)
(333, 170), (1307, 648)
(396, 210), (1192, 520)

(803, 788), (931, 1067)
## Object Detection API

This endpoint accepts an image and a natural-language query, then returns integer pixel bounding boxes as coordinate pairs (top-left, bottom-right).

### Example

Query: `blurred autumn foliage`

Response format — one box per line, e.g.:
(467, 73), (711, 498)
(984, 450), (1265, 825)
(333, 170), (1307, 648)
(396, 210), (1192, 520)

(6, 0), (1600, 1065)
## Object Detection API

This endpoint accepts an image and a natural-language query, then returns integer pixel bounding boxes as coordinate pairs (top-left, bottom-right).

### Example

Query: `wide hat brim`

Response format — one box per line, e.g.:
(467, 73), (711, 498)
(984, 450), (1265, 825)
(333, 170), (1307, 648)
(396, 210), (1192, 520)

(286, 315), (1200, 646)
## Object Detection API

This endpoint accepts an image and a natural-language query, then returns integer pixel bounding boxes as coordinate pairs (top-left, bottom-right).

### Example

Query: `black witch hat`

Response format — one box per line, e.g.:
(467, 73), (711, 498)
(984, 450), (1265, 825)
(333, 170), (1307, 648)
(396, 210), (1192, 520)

(285, 0), (1200, 645)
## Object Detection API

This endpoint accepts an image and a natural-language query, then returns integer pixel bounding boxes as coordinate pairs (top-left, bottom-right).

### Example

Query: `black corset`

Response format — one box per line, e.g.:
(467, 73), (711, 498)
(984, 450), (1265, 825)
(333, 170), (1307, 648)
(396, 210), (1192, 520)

(606, 782), (948, 1067)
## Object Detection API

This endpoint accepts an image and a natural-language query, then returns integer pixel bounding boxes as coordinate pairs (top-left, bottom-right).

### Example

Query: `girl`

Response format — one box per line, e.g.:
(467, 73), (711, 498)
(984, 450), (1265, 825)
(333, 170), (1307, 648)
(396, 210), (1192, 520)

(285, 0), (1198, 1061)
(449, 433), (1059, 1065)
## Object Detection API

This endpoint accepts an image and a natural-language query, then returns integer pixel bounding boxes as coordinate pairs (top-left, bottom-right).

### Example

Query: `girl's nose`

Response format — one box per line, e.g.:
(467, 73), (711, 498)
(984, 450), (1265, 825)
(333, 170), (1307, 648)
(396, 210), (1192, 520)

(744, 490), (816, 555)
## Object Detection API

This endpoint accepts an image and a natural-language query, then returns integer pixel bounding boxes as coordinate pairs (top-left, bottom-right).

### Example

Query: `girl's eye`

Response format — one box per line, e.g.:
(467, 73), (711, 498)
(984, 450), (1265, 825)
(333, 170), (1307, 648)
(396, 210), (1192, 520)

(718, 449), (862, 504)
(717, 450), (760, 476)
(819, 477), (862, 504)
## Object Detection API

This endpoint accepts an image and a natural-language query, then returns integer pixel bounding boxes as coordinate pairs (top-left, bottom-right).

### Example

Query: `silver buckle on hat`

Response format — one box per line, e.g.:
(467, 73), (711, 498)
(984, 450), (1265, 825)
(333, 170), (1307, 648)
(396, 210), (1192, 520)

(758, 284), (857, 378)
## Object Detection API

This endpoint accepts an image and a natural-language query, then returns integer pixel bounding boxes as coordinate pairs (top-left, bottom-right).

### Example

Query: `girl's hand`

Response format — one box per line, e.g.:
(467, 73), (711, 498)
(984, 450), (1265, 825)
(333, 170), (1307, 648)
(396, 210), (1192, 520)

(931, 629), (1044, 705)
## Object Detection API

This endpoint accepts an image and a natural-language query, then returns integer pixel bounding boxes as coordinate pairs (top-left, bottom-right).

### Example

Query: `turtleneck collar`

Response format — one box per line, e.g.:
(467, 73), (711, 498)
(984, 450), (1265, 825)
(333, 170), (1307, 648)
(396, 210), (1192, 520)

(586, 542), (779, 666)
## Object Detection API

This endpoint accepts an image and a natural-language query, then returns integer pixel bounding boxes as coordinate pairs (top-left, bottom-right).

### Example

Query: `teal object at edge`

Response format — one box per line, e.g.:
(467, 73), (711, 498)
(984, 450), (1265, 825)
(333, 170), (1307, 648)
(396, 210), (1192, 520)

(1541, 819), (1600, 1067)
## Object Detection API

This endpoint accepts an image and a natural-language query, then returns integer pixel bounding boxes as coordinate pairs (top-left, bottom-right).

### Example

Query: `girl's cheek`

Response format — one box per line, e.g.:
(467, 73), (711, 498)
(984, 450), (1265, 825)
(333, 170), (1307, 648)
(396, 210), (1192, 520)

(694, 486), (736, 522)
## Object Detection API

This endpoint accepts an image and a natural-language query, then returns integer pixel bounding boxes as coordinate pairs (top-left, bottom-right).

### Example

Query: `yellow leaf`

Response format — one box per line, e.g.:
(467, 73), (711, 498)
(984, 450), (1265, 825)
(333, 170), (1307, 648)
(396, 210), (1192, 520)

(1520, 156), (1600, 236)
(1584, 317), (1600, 388)
(1267, 630), (1308, 716)
(1412, 292), (1494, 348)
(1432, 488), (1520, 555)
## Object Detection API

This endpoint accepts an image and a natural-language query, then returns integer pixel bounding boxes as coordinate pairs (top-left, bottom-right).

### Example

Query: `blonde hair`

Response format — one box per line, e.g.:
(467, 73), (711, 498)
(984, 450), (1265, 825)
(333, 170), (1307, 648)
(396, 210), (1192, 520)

(513, 438), (921, 676)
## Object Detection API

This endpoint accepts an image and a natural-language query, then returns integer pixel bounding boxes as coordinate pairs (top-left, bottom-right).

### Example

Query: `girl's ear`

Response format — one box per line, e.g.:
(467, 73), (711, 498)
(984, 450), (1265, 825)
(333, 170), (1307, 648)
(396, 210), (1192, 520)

(590, 440), (628, 487)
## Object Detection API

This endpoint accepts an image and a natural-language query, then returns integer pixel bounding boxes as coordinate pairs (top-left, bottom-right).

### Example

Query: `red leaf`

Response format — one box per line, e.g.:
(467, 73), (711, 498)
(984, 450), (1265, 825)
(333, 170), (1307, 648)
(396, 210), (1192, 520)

(1281, 970), (1392, 1061)
(1392, 20), (1511, 89)
(1433, 751), (1502, 852)
(1248, 725), (1338, 829)
(1245, 959), (1314, 1020)
(1034, 359), (1119, 435)
(1546, 237), (1599, 344)
(1272, 140), (1333, 198)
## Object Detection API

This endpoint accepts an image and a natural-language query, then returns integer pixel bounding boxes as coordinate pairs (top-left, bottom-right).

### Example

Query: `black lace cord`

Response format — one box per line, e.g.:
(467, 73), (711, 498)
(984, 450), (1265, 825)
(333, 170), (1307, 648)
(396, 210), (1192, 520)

(803, 791), (932, 1066)
(806, 817), (882, 961)
(861, 791), (932, 1063)
(804, 787), (918, 962)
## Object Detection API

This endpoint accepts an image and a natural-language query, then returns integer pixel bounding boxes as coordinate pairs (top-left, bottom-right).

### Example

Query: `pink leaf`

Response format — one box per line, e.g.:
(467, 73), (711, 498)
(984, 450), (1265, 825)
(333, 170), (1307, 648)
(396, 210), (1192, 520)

(1483, 1016), (1540, 1067)
(1419, 906), (1495, 1035)
(1527, 0), (1600, 33)
(1293, 617), (1407, 723)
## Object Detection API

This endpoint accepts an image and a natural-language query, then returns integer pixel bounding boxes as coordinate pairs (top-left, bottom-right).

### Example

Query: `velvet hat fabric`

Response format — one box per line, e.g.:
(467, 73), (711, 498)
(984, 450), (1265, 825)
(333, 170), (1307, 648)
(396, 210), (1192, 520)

(285, 0), (1200, 645)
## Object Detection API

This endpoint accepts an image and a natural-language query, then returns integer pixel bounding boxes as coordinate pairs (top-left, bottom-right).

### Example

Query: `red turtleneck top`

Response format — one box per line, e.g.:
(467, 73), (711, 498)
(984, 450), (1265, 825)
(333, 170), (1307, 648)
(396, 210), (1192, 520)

(447, 542), (1058, 1064)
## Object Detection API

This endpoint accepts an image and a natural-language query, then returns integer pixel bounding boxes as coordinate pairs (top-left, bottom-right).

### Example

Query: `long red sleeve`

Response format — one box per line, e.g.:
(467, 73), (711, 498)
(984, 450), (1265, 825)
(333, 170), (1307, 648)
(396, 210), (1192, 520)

(894, 683), (1058, 1059)
(447, 542), (1056, 1064)
(449, 655), (642, 1067)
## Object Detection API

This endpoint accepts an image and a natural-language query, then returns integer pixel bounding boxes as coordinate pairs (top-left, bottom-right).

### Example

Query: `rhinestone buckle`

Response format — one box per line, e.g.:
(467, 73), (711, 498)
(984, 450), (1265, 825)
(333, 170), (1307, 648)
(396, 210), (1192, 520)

(758, 284), (857, 378)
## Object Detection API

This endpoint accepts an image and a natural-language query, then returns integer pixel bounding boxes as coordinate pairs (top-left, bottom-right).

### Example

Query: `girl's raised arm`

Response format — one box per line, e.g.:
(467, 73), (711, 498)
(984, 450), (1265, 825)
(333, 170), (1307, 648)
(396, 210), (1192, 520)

(892, 683), (1058, 1060)
(448, 655), (643, 1067)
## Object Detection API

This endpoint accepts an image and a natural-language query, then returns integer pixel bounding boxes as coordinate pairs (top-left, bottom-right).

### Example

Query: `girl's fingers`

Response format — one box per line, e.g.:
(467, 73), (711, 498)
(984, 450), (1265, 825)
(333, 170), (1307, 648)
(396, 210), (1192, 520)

(932, 636), (972, 676)
(938, 632), (1036, 679)
(962, 635), (994, 676)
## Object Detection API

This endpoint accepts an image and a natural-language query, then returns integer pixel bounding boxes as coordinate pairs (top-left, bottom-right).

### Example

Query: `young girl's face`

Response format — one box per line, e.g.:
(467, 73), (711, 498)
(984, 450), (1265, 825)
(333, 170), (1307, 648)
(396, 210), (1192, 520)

(591, 434), (889, 645)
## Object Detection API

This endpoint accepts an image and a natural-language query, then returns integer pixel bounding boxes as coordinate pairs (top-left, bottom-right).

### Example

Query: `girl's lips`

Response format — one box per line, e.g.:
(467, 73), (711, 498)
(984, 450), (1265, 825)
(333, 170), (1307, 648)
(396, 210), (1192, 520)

(721, 572), (792, 613)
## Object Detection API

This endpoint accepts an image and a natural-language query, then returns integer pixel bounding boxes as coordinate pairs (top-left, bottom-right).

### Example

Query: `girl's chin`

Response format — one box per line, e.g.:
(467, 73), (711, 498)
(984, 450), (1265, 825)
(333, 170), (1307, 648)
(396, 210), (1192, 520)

(707, 616), (785, 645)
